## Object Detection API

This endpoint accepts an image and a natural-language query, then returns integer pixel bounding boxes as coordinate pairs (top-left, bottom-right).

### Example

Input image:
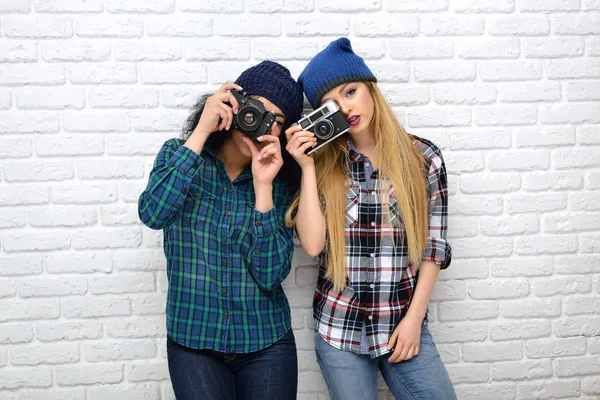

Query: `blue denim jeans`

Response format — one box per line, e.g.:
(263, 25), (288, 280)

(314, 327), (456, 400)
(167, 328), (298, 400)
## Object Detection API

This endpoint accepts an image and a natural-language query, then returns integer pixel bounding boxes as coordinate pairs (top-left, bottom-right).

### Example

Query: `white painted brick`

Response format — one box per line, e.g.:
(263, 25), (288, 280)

(90, 273), (154, 295)
(184, 39), (250, 61)
(113, 250), (164, 272)
(469, 280), (529, 300)
(19, 276), (88, 297)
(284, 16), (349, 37)
(0, 41), (38, 63)
(88, 384), (161, 400)
(431, 281), (467, 301)
(0, 208), (26, 228)
(541, 104), (600, 124)
(461, 173), (520, 193)
(446, 364), (489, 384)
(35, 0), (103, 12)
(490, 320), (551, 341)
(90, 87), (159, 109)
(570, 193), (600, 212)
(448, 195), (503, 216)
(107, 134), (172, 156)
(146, 15), (212, 37)
(36, 320), (102, 342)
(388, 0), (448, 12)
(71, 227), (142, 249)
(76, 159), (143, 179)
(455, 384), (515, 400)
(128, 362), (170, 382)
(132, 294), (166, 315)
(489, 15), (549, 36)
(319, 0), (381, 12)
(553, 15), (600, 35)
(63, 298), (130, 319)
(480, 215), (540, 236)
(29, 205), (97, 227)
(578, 126), (600, 144)
(438, 300), (498, 321)
(0, 279), (16, 298)
(545, 213), (600, 233)
(445, 152), (484, 173)
(379, 85), (429, 106)
(106, 0), (174, 13)
(45, 251), (112, 274)
(389, 38), (453, 60)
(11, 343), (80, 365)
(113, 40), (181, 62)
(4, 232), (71, 252)
(141, 63), (207, 84)
(17, 389), (86, 400)
(76, 16), (143, 38)
(434, 84), (496, 105)
(591, 337), (600, 353)
(0, 368), (52, 390)
(408, 108), (472, 127)
(556, 356), (600, 377)
(52, 183), (118, 204)
(490, 257), (553, 278)
(515, 234), (577, 255)
(215, 15), (281, 36)
(56, 364), (124, 386)
(587, 170), (600, 189)
(453, 0), (514, 13)
(489, 151), (550, 171)
(253, 39), (319, 61)
(499, 82), (561, 102)
(42, 41), (110, 62)
(523, 38), (584, 58)
(462, 341), (523, 362)
(429, 322), (487, 343)
(132, 111), (187, 132)
(161, 87), (205, 108)
(5, 161), (73, 182)
(84, 340), (156, 362)
(420, 15), (484, 35)
(527, 337), (587, 359)
(555, 317), (600, 337)
(4, 16), (72, 38)
(0, 299), (60, 322)
(99, 204), (139, 226)
(0, 0), (31, 13)
(475, 105), (537, 126)
(457, 38), (519, 59)
(522, 171), (583, 191)
(355, 16), (418, 37)
(583, 0), (600, 9)
(295, 265), (318, 288)
(106, 316), (166, 338)
(515, 126), (576, 148)
(554, 147), (600, 169)
(177, 0), (244, 12)
(501, 297), (561, 318)
(0, 65), (66, 85)
(447, 216), (478, 238)
(35, 135), (104, 157)
(17, 88), (84, 110)
(587, 37), (600, 56)
(69, 64), (137, 85)
(546, 59), (600, 79)
(580, 233), (600, 253)
(0, 90), (12, 109)
(414, 61), (476, 82)
(582, 377), (600, 396)
(518, 380), (580, 399)
(0, 185), (48, 207)
(520, 0), (580, 11)
(0, 255), (43, 277)
(492, 359), (552, 380)
(479, 60), (542, 81)
(438, 259), (488, 280)
(565, 296), (600, 315)
(448, 129), (511, 150)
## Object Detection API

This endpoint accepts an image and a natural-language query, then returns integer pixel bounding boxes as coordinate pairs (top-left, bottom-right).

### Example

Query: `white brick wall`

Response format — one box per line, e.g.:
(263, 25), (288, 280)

(0, 1), (599, 399)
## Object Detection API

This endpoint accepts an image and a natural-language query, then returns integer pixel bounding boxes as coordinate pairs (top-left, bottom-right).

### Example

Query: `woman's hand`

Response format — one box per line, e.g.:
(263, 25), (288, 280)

(242, 135), (283, 187)
(285, 125), (317, 169)
(386, 314), (422, 363)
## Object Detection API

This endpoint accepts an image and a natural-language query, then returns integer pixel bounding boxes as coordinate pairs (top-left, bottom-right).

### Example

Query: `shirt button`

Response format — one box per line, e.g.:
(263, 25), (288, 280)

(370, 253), (375, 258)
(255, 220), (262, 226)
(227, 187), (233, 193)
(182, 188), (188, 195)
(222, 236), (228, 244)
(192, 163), (198, 169)
(371, 191), (376, 196)
(225, 210), (231, 216)
(222, 287), (228, 294)
(370, 221), (376, 227)
(223, 312), (229, 318)
(365, 163), (370, 168)
(254, 249), (260, 255)
(369, 283), (375, 289)
(368, 315), (373, 320)
(222, 260), (228, 266)
(195, 191), (199, 197)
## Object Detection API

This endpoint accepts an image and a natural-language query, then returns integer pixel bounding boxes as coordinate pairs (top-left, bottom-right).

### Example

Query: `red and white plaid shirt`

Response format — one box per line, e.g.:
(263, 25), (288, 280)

(314, 135), (452, 358)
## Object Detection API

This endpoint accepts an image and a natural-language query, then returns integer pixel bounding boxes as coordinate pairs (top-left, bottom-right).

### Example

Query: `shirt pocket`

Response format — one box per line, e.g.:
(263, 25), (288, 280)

(388, 186), (404, 228)
(346, 184), (360, 228)
(181, 188), (218, 228)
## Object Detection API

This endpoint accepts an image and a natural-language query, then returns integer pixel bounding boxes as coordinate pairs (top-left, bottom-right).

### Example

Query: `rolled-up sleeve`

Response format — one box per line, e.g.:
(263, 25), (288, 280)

(422, 149), (452, 269)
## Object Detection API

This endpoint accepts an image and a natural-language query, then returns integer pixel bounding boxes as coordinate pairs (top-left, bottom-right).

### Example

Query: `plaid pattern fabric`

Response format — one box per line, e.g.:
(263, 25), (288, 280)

(314, 135), (452, 358)
(139, 138), (295, 353)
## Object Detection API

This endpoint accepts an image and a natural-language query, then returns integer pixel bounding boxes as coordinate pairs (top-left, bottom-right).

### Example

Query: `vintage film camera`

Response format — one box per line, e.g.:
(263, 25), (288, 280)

(229, 90), (277, 142)
(294, 99), (350, 155)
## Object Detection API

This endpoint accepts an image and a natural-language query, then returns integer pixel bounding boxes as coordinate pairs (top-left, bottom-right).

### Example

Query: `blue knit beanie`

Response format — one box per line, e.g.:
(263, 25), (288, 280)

(299, 37), (377, 109)
(234, 60), (304, 124)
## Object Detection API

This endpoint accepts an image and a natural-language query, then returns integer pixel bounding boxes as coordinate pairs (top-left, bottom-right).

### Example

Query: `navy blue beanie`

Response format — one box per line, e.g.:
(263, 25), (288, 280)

(234, 60), (304, 124)
(299, 37), (377, 109)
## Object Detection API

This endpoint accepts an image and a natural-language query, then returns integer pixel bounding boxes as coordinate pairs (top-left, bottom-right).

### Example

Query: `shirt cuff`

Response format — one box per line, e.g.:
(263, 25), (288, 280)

(168, 145), (204, 175)
(252, 207), (279, 238)
(423, 236), (452, 270)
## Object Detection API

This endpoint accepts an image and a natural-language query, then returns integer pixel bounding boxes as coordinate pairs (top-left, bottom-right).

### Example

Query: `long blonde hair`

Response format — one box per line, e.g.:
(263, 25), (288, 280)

(286, 82), (428, 292)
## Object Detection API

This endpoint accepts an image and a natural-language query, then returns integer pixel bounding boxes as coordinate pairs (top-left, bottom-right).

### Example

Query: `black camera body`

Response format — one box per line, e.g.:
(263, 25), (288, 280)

(294, 99), (350, 155)
(229, 90), (277, 141)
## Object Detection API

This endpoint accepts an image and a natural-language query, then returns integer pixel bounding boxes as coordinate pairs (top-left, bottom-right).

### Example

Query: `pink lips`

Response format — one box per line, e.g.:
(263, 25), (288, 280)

(348, 115), (360, 126)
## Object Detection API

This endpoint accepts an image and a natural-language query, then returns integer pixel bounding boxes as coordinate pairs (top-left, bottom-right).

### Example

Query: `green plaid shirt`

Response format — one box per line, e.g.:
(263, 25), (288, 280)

(139, 138), (295, 353)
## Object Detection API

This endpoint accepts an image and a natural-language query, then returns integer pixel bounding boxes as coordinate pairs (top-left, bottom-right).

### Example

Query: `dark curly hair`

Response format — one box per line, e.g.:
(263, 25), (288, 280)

(181, 93), (301, 192)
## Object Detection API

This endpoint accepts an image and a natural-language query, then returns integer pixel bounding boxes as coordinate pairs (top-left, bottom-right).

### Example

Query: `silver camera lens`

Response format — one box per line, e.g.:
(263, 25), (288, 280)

(314, 119), (334, 140)
(237, 108), (261, 131)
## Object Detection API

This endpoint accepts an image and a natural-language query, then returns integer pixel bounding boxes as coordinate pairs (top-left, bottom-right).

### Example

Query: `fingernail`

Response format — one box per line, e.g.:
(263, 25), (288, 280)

(226, 125), (230, 130)
(257, 136), (264, 141)
(257, 154), (261, 160)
